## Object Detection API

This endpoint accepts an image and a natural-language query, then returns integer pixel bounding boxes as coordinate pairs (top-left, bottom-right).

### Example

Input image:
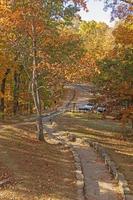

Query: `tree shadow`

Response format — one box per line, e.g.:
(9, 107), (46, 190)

(0, 125), (77, 200)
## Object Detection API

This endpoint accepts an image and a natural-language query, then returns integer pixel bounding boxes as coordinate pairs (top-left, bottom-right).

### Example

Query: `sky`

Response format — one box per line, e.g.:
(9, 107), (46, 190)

(78, 0), (115, 27)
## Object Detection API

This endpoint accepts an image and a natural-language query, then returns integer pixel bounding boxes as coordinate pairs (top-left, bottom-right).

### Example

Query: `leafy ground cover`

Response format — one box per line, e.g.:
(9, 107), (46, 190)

(0, 122), (77, 200)
(54, 112), (133, 192)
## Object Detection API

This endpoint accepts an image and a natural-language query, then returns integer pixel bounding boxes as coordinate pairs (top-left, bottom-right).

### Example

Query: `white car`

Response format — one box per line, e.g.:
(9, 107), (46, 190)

(79, 103), (95, 111)
(97, 106), (106, 113)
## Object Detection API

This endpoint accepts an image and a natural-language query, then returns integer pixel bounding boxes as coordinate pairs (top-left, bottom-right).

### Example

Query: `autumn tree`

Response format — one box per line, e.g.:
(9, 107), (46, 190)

(104, 0), (133, 20)
(79, 21), (114, 61)
(0, 0), (87, 140)
(93, 15), (133, 128)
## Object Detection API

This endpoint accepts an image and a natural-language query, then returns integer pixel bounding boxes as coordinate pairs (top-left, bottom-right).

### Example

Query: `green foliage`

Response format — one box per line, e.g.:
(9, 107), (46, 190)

(93, 16), (133, 124)
(79, 21), (114, 60)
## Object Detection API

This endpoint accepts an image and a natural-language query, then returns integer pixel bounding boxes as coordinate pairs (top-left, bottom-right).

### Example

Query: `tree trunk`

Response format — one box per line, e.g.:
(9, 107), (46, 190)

(131, 118), (133, 129)
(0, 69), (10, 119)
(29, 101), (33, 114)
(13, 70), (20, 115)
(31, 76), (44, 141)
(31, 17), (44, 141)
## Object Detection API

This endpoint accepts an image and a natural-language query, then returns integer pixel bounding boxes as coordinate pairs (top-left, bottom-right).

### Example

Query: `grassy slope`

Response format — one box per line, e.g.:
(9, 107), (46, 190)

(54, 112), (133, 192)
(0, 122), (77, 200)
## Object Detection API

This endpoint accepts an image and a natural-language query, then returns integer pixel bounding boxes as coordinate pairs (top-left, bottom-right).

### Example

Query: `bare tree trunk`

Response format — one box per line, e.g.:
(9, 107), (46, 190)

(0, 69), (10, 119)
(31, 18), (44, 141)
(131, 118), (133, 129)
(13, 70), (20, 115)
(31, 76), (44, 141)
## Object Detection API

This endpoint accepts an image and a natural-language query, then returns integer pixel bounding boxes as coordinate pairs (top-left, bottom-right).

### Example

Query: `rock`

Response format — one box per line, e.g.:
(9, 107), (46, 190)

(68, 134), (76, 142)
(76, 172), (84, 181)
(74, 155), (80, 163)
(76, 180), (84, 189)
(0, 178), (11, 187)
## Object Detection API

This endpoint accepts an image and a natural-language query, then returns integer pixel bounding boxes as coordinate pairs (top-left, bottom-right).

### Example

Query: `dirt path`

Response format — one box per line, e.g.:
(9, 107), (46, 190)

(43, 120), (122, 200)
(75, 143), (120, 200)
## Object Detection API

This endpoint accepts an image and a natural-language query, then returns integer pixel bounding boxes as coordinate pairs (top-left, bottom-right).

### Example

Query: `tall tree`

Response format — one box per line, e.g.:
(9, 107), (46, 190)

(0, 0), (87, 140)
(79, 21), (114, 60)
(93, 16), (133, 128)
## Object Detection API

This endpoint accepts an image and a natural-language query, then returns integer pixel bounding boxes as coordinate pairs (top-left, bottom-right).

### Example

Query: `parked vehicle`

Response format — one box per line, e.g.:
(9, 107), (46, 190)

(96, 106), (106, 113)
(79, 103), (95, 111)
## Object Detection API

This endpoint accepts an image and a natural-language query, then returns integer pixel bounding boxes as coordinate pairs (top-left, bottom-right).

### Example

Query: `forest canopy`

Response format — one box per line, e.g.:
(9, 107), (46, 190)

(0, 0), (133, 140)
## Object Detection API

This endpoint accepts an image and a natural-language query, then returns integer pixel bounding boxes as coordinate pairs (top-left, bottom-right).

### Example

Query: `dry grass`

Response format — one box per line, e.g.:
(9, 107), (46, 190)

(0, 122), (77, 200)
(54, 112), (133, 192)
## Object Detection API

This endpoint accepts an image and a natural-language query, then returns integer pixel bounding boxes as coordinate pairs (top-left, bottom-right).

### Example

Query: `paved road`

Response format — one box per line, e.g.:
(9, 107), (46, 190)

(75, 144), (120, 200)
